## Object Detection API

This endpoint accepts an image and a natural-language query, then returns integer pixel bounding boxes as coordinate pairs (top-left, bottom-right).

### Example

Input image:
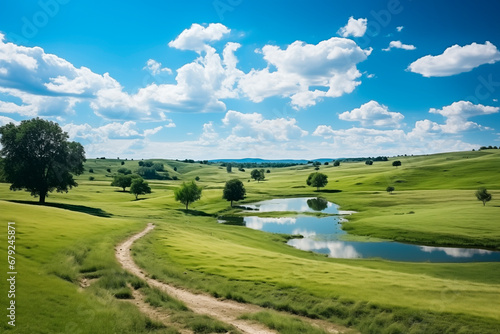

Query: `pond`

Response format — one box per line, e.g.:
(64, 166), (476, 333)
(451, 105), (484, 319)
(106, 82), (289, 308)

(219, 197), (500, 263)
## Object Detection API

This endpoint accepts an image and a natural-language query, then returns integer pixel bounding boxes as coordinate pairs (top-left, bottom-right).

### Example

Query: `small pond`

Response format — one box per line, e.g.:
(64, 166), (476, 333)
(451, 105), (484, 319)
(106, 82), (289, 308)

(219, 197), (500, 263)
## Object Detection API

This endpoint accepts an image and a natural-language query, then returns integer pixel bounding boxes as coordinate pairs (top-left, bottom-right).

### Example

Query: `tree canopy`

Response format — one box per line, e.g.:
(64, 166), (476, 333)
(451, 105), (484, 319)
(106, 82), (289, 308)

(306, 172), (328, 191)
(250, 169), (265, 182)
(222, 179), (246, 207)
(117, 167), (132, 175)
(174, 181), (202, 210)
(475, 188), (492, 206)
(0, 118), (85, 203)
(130, 177), (151, 200)
(111, 174), (139, 191)
(392, 160), (402, 167)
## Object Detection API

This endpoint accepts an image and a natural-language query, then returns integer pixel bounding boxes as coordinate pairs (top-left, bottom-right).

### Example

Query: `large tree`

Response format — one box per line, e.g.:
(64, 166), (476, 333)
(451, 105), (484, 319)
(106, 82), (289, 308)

(0, 118), (85, 203)
(111, 174), (137, 191)
(130, 177), (151, 200)
(174, 181), (202, 210)
(222, 179), (246, 207)
(475, 188), (492, 206)
(306, 172), (328, 191)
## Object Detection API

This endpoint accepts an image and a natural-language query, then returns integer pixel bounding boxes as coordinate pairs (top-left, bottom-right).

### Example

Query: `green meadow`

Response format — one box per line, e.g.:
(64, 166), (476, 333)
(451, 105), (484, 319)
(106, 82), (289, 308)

(1, 149), (500, 333)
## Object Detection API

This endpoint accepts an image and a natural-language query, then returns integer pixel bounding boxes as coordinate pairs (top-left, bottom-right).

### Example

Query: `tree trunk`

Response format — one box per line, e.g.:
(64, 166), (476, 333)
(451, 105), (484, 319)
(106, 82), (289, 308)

(135, 194), (138, 200)
(186, 202), (189, 210)
(39, 192), (46, 204)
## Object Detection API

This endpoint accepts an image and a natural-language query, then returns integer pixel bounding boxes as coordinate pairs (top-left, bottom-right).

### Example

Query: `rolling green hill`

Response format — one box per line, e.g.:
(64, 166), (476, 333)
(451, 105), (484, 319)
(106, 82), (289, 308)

(1, 149), (499, 333)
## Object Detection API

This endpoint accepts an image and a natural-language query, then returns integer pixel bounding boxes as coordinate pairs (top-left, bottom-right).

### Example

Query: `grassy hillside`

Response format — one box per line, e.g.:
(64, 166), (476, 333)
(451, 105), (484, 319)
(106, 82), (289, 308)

(1, 149), (499, 333)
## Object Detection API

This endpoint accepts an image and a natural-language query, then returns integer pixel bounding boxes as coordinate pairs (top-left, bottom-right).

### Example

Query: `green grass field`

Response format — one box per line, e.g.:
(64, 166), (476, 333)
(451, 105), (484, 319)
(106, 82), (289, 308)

(1, 150), (500, 333)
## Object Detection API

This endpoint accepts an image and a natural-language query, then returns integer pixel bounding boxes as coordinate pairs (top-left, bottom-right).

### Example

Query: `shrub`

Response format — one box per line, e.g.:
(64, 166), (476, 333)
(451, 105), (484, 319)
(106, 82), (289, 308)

(152, 163), (164, 171)
(117, 168), (132, 175)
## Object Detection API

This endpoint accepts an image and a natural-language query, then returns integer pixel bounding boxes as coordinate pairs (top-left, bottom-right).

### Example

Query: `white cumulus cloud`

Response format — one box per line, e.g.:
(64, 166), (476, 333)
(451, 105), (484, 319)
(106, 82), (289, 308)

(0, 115), (18, 126)
(239, 38), (371, 109)
(63, 121), (144, 140)
(168, 23), (230, 52)
(408, 41), (500, 77)
(429, 101), (499, 133)
(312, 124), (476, 157)
(382, 40), (416, 51)
(222, 110), (308, 142)
(143, 59), (172, 75)
(0, 25), (244, 121)
(337, 17), (368, 38)
(339, 101), (404, 128)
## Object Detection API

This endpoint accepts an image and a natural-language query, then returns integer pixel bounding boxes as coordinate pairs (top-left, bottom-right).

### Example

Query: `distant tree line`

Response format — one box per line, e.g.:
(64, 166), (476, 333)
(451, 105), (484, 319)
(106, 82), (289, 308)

(221, 162), (303, 168)
(338, 156), (389, 163)
(177, 159), (211, 164)
(479, 146), (499, 150)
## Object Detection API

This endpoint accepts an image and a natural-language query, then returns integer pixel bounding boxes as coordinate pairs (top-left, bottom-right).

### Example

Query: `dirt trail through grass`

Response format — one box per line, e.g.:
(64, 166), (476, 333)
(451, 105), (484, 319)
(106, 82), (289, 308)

(116, 223), (348, 334)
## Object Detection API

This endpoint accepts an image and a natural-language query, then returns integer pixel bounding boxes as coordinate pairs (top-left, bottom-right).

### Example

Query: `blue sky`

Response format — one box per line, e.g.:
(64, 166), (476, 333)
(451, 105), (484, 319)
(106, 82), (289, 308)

(1, 0), (499, 159)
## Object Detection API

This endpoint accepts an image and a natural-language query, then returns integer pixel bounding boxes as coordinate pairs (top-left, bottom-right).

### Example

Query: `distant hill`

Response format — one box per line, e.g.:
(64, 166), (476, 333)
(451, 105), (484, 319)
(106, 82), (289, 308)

(209, 158), (334, 164)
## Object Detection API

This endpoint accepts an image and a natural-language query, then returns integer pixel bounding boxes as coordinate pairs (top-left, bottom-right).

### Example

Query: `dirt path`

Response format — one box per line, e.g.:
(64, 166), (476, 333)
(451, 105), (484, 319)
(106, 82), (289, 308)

(116, 223), (349, 334)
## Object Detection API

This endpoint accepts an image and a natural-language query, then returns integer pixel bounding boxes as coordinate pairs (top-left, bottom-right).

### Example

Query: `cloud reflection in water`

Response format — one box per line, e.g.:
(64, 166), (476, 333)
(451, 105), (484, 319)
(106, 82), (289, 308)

(420, 246), (492, 258)
(288, 238), (360, 259)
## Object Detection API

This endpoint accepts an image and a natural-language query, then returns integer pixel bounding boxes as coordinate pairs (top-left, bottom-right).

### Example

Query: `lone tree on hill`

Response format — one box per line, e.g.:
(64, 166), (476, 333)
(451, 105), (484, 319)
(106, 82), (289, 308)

(386, 186), (395, 194)
(250, 169), (265, 182)
(130, 177), (151, 200)
(475, 188), (492, 206)
(392, 160), (402, 168)
(222, 179), (246, 207)
(333, 160), (341, 167)
(111, 174), (139, 191)
(226, 163), (232, 173)
(174, 181), (202, 210)
(0, 118), (85, 204)
(307, 172), (328, 191)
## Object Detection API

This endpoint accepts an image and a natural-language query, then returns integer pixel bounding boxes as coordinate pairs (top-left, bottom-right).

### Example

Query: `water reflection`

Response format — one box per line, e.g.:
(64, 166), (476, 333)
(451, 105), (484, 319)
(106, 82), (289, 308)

(220, 197), (500, 262)
(306, 198), (328, 211)
(246, 197), (339, 214)
(420, 246), (492, 258)
(289, 238), (360, 259)
(245, 216), (297, 231)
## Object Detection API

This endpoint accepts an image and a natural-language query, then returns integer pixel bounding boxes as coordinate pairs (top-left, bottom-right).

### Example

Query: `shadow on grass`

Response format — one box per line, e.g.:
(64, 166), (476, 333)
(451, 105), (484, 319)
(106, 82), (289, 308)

(314, 189), (342, 193)
(175, 209), (214, 217)
(8, 200), (113, 218)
